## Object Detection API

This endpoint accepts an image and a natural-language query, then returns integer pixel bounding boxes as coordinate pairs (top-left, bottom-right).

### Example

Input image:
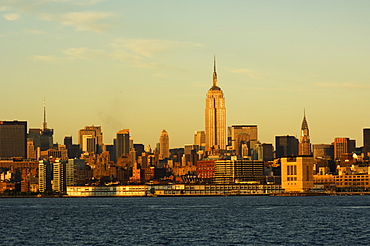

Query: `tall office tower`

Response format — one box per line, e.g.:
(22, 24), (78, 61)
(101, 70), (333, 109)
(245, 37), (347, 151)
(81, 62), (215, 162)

(363, 128), (370, 159)
(205, 57), (226, 151)
(229, 125), (258, 157)
(78, 125), (103, 154)
(116, 129), (130, 160)
(0, 121), (27, 159)
(298, 112), (312, 155)
(40, 99), (54, 151)
(159, 129), (170, 160)
(275, 135), (299, 158)
(53, 159), (66, 193)
(39, 160), (52, 192)
(333, 137), (350, 160)
(261, 143), (274, 161)
(313, 144), (333, 160)
(194, 131), (206, 149)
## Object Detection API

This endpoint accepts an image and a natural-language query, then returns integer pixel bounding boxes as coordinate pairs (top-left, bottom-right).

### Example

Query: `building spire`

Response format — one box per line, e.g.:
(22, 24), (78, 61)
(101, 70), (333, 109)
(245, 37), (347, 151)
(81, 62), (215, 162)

(43, 98), (47, 130)
(213, 55), (218, 87)
(301, 109), (308, 130)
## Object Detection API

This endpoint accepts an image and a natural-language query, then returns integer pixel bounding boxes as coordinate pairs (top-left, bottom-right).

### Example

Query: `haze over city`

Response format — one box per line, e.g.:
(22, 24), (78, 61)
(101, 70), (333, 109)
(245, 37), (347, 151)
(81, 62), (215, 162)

(2, 0), (370, 147)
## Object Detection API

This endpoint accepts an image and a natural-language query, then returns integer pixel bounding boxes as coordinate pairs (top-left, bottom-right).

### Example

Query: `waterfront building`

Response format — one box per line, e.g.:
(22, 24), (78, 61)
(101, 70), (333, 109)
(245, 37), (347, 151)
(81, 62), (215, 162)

(298, 112), (312, 155)
(78, 125), (103, 154)
(116, 129), (130, 160)
(213, 157), (264, 184)
(205, 57), (226, 151)
(0, 121), (27, 159)
(196, 160), (215, 181)
(39, 160), (52, 193)
(66, 158), (86, 186)
(53, 159), (66, 193)
(281, 156), (314, 192)
(275, 135), (298, 158)
(159, 129), (170, 160)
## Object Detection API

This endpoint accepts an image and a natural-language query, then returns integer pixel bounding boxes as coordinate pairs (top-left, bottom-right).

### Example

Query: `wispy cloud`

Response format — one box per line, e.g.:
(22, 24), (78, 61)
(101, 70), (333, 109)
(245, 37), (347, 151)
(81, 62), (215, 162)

(40, 11), (113, 32)
(316, 82), (370, 89)
(230, 68), (262, 79)
(24, 29), (45, 35)
(0, 6), (10, 12)
(33, 47), (105, 62)
(3, 13), (20, 21)
(111, 38), (203, 58)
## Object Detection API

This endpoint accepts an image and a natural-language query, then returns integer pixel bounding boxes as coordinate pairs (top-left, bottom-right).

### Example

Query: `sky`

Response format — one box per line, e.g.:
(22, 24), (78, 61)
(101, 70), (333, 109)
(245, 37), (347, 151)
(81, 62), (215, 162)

(1, 0), (370, 148)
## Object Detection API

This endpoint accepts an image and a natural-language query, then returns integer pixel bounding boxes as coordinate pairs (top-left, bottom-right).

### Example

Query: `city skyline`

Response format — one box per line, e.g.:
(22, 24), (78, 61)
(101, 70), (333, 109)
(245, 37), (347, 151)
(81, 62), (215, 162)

(2, 1), (370, 147)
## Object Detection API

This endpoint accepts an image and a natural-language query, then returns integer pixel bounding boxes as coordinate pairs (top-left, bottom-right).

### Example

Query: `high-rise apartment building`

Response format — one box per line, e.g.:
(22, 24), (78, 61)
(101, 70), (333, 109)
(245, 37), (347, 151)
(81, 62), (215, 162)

(0, 121), (27, 159)
(205, 57), (226, 151)
(298, 112), (312, 155)
(39, 160), (52, 192)
(159, 129), (170, 160)
(53, 159), (66, 193)
(78, 125), (103, 154)
(275, 135), (299, 158)
(116, 129), (130, 160)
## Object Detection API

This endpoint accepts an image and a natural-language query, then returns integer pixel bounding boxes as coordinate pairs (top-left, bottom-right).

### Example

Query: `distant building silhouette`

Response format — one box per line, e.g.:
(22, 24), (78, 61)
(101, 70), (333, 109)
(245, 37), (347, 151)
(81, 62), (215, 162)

(275, 135), (298, 158)
(116, 129), (130, 160)
(0, 120), (27, 159)
(159, 129), (170, 160)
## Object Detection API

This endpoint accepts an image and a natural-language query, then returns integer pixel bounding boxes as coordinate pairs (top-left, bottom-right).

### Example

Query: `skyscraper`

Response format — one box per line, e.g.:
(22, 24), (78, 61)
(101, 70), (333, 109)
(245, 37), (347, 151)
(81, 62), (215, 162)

(229, 125), (258, 157)
(333, 137), (349, 160)
(275, 135), (299, 158)
(298, 112), (312, 155)
(363, 128), (370, 159)
(205, 57), (226, 151)
(40, 99), (54, 151)
(0, 121), (27, 159)
(159, 129), (170, 160)
(28, 100), (54, 151)
(116, 129), (130, 159)
(78, 125), (103, 154)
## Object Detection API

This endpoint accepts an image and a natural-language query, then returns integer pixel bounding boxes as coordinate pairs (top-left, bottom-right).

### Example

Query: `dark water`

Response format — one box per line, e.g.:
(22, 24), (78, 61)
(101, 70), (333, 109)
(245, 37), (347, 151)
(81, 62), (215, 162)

(1, 196), (370, 245)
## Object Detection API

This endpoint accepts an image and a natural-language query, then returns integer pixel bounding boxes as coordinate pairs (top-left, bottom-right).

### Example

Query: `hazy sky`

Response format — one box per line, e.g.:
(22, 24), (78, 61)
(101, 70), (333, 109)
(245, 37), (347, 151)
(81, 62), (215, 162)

(1, 0), (370, 148)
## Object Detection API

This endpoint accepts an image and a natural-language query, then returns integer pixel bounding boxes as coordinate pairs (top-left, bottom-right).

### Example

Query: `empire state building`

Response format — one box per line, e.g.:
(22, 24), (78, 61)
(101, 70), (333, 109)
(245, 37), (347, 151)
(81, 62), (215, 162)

(205, 58), (226, 151)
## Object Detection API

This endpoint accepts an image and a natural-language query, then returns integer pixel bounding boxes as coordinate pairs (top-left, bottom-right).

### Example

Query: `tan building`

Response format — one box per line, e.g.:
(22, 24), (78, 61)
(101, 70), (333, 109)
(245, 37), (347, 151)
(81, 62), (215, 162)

(205, 57), (226, 151)
(159, 129), (170, 159)
(298, 112), (312, 155)
(194, 131), (206, 148)
(78, 125), (103, 154)
(281, 156), (314, 192)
